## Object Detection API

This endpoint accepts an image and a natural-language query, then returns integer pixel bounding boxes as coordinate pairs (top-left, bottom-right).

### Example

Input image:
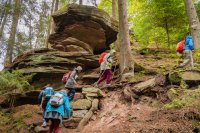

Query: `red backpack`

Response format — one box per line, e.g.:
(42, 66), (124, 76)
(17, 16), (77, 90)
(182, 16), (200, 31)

(99, 52), (107, 64)
(62, 72), (71, 83)
(176, 40), (184, 53)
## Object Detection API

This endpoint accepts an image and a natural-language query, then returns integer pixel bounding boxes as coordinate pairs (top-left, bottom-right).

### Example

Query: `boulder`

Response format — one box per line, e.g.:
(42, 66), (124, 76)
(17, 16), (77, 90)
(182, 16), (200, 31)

(71, 99), (92, 110)
(49, 4), (118, 54)
(62, 118), (82, 129)
(72, 110), (88, 118)
(34, 126), (48, 133)
(132, 78), (156, 94)
(6, 48), (99, 76)
(182, 71), (200, 81)
(59, 37), (93, 54)
(74, 93), (84, 101)
(82, 87), (104, 97)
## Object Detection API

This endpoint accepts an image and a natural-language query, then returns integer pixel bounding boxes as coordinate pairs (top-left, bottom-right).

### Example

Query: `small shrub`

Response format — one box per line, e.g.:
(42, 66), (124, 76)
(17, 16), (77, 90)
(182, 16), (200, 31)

(0, 70), (34, 94)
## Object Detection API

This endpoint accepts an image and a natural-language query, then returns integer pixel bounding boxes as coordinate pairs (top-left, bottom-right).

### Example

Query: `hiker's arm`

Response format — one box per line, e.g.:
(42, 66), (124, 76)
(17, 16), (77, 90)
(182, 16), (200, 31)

(64, 97), (71, 118)
(38, 91), (43, 104)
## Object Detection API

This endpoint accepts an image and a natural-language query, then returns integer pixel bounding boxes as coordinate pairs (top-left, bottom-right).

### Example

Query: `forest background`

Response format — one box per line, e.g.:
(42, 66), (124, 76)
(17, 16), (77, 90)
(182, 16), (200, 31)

(0, 0), (200, 70)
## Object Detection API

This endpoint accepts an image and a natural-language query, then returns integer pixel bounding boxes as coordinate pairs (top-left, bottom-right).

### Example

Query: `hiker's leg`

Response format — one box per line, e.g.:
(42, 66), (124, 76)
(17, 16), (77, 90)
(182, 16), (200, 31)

(106, 69), (112, 84)
(97, 70), (107, 84)
(49, 119), (54, 133)
(189, 50), (194, 68)
(42, 108), (47, 126)
(68, 88), (75, 102)
(180, 50), (190, 67)
(53, 119), (60, 133)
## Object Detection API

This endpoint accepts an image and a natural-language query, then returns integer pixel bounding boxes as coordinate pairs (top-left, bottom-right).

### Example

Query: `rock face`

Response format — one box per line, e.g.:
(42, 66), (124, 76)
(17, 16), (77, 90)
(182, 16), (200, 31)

(49, 4), (118, 54)
(6, 48), (99, 75)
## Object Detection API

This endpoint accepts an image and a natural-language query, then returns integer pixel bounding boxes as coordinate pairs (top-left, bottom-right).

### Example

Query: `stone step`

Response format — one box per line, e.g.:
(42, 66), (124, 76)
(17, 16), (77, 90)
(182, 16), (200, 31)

(34, 126), (49, 133)
(62, 118), (82, 129)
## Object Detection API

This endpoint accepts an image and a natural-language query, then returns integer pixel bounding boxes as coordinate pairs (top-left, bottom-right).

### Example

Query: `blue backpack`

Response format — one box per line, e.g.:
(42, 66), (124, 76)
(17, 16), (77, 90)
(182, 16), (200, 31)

(43, 87), (54, 100)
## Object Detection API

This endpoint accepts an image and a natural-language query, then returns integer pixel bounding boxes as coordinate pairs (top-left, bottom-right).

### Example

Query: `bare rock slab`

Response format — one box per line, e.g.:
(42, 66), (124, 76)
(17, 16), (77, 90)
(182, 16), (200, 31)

(71, 99), (92, 110)
(73, 110), (88, 118)
(182, 71), (200, 81)
(34, 126), (49, 133)
(62, 118), (82, 129)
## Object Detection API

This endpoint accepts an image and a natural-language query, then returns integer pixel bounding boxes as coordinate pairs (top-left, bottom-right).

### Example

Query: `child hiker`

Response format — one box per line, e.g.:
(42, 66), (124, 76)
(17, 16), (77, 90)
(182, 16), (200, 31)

(45, 89), (71, 133)
(95, 49), (116, 87)
(65, 66), (82, 102)
(38, 84), (54, 127)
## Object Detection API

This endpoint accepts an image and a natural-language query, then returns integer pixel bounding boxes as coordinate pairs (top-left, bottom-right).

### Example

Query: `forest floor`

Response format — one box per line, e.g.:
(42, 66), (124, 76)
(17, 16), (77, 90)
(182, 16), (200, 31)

(1, 48), (200, 133)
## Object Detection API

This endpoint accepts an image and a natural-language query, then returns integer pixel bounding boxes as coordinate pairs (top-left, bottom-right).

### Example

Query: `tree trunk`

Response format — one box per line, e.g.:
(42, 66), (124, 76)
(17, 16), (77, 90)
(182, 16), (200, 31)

(5, 0), (21, 66)
(118, 0), (134, 74)
(184, 0), (200, 49)
(112, 0), (120, 51)
(46, 0), (56, 48)
(0, 0), (11, 39)
(54, 0), (59, 12)
(79, 0), (83, 5)
(29, 18), (32, 49)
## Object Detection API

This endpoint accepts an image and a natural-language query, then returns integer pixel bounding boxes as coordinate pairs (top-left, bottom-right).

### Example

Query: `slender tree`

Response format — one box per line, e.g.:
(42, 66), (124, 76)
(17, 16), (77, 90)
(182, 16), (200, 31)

(79, 0), (83, 5)
(0, 0), (11, 39)
(118, 0), (134, 74)
(5, 0), (21, 65)
(112, 0), (120, 51)
(46, 0), (56, 48)
(184, 0), (200, 49)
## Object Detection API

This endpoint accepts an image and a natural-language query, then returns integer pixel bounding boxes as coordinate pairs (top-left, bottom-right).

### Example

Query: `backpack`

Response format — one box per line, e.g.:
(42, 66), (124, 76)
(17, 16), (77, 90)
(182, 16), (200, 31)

(176, 40), (184, 53)
(50, 93), (64, 107)
(99, 52), (107, 64)
(43, 87), (54, 100)
(62, 72), (71, 83)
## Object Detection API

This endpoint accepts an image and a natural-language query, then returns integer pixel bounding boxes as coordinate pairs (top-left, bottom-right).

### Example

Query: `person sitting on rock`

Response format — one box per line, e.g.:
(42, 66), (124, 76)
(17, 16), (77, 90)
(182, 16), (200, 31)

(38, 84), (54, 127)
(45, 89), (70, 133)
(65, 66), (82, 102)
(177, 35), (194, 68)
(95, 49), (116, 87)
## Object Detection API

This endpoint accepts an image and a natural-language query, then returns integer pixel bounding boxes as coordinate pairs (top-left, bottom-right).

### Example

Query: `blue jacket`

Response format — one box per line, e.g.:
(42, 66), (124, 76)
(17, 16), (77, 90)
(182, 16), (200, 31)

(45, 91), (71, 119)
(184, 36), (194, 50)
(38, 87), (54, 104)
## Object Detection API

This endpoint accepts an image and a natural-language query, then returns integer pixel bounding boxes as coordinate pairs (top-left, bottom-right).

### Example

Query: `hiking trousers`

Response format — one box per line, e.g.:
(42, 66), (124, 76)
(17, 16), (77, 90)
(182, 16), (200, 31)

(49, 119), (60, 133)
(97, 69), (112, 84)
(67, 87), (75, 102)
(180, 50), (194, 68)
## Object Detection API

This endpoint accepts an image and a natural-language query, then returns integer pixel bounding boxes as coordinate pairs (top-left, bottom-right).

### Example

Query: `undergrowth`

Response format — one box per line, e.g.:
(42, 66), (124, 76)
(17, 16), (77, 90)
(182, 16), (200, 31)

(165, 87), (200, 109)
(0, 70), (34, 94)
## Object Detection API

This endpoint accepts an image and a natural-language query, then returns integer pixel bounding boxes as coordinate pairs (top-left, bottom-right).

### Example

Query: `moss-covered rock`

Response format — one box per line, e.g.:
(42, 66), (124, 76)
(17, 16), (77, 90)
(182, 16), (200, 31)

(168, 71), (182, 85)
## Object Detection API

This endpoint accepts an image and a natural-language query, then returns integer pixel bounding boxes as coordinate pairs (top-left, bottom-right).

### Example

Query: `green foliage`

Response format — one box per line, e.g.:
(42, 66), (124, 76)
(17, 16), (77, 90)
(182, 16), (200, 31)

(165, 88), (200, 109)
(168, 71), (182, 84)
(0, 70), (34, 94)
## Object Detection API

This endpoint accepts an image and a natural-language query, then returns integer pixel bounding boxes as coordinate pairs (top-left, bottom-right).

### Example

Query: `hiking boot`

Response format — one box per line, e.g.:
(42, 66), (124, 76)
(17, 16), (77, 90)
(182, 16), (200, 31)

(42, 121), (47, 128)
(94, 82), (99, 88)
(105, 84), (111, 87)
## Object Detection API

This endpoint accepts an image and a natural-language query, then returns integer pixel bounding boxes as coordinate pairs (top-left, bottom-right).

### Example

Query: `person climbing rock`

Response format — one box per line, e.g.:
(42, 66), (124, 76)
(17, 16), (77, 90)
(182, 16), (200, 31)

(45, 89), (71, 133)
(177, 36), (194, 68)
(38, 84), (54, 127)
(65, 66), (82, 102)
(95, 49), (116, 87)
(99, 50), (109, 74)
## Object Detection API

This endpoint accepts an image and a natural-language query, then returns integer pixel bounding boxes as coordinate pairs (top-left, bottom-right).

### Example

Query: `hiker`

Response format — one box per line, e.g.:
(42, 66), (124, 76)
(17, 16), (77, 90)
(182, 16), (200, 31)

(38, 84), (54, 127)
(45, 89), (70, 133)
(65, 66), (82, 102)
(95, 49), (116, 87)
(177, 36), (194, 68)
(99, 51), (107, 74)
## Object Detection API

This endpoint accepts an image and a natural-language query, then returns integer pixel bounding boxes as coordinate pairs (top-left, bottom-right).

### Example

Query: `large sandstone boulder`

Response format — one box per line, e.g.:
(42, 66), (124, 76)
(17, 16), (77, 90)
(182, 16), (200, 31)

(6, 48), (99, 75)
(49, 4), (118, 54)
